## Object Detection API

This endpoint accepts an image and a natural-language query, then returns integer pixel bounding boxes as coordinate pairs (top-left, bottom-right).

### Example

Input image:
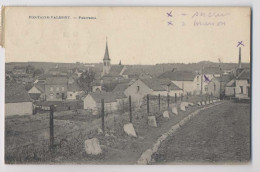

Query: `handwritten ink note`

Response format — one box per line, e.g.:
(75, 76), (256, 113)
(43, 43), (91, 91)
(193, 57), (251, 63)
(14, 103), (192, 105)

(165, 9), (231, 27)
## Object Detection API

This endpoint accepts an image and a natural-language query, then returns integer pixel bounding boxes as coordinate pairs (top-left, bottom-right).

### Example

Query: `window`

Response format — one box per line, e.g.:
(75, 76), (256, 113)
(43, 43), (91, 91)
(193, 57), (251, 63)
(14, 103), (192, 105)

(56, 87), (59, 91)
(240, 86), (243, 94)
(137, 86), (140, 92)
(197, 76), (199, 82)
(70, 94), (72, 96)
(214, 84), (216, 91)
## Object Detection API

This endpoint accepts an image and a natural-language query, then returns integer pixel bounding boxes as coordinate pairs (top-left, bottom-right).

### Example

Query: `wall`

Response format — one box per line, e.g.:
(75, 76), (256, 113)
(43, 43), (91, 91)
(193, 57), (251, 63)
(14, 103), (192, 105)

(5, 102), (33, 116)
(208, 79), (220, 97)
(225, 87), (235, 96)
(45, 84), (67, 101)
(124, 79), (153, 107)
(235, 80), (250, 99)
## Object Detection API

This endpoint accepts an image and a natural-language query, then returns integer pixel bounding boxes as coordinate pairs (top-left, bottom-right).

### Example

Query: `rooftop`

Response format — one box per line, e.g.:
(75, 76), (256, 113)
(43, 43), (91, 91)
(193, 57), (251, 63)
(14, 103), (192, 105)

(5, 81), (32, 103)
(159, 70), (196, 81)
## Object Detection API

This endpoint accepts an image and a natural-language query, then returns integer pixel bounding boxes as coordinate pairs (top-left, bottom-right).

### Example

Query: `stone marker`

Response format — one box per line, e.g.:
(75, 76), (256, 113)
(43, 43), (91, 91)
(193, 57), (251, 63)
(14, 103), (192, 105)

(188, 102), (194, 106)
(124, 123), (137, 137)
(197, 102), (201, 106)
(182, 102), (189, 107)
(137, 149), (153, 165)
(148, 116), (157, 127)
(201, 101), (205, 105)
(213, 99), (216, 103)
(172, 106), (178, 115)
(97, 128), (103, 134)
(84, 138), (102, 155)
(163, 111), (170, 118)
(180, 103), (186, 111)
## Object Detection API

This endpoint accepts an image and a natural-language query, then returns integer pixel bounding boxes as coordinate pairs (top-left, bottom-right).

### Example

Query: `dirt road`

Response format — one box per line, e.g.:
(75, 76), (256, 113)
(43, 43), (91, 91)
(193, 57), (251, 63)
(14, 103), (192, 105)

(152, 101), (251, 164)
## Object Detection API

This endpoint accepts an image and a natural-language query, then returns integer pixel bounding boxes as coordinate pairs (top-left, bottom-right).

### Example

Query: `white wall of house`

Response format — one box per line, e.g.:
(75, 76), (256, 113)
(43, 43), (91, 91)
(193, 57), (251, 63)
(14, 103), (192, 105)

(151, 90), (168, 96)
(124, 79), (153, 107)
(169, 90), (183, 97)
(171, 80), (198, 95)
(28, 86), (41, 94)
(235, 80), (250, 99)
(5, 102), (33, 116)
(225, 87), (235, 96)
(83, 94), (97, 112)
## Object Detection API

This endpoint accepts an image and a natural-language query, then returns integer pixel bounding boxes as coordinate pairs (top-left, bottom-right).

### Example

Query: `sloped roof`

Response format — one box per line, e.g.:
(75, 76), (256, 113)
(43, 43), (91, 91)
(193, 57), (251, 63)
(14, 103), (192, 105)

(202, 67), (222, 74)
(158, 78), (172, 86)
(140, 78), (166, 91)
(35, 83), (45, 93)
(159, 70), (196, 81)
(68, 82), (82, 92)
(104, 65), (124, 77)
(89, 91), (125, 103)
(45, 77), (68, 85)
(237, 69), (250, 80)
(226, 79), (236, 87)
(169, 83), (183, 90)
(5, 81), (32, 103)
(112, 83), (130, 92)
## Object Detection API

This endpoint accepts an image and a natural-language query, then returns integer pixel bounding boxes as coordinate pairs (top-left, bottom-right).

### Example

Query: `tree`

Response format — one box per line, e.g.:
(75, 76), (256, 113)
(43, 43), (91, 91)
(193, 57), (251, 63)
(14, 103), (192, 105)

(26, 65), (35, 74)
(33, 68), (44, 77)
(78, 70), (95, 93)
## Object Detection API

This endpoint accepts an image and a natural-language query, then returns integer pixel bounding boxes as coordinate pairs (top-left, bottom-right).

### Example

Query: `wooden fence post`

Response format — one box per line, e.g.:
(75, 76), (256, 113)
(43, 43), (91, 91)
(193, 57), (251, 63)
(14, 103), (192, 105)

(147, 94), (150, 115)
(158, 94), (160, 111)
(129, 96), (132, 123)
(167, 94), (170, 109)
(186, 92), (189, 100)
(101, 99), (105, 133)
(49, 105), (54, 151)
(175, 93), (177, 103)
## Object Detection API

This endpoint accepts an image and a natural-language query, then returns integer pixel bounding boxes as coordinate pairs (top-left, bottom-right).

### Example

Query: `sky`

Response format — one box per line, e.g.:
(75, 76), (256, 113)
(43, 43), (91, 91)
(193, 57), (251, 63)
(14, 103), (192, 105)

(3, 7), (251, 65)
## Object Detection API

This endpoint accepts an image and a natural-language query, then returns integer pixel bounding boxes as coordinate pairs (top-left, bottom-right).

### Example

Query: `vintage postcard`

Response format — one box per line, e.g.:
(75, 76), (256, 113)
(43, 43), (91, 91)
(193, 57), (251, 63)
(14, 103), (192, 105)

(1, 7), (251, 164)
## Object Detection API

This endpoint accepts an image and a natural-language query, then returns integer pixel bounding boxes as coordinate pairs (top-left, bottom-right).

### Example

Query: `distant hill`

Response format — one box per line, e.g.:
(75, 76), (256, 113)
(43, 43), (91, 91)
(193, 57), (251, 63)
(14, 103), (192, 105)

(6, 61), (250, 78)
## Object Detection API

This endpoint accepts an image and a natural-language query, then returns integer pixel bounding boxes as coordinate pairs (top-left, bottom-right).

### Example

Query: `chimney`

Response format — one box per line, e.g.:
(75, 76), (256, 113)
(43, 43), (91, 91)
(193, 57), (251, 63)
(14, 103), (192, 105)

(238, 47), (242, 69)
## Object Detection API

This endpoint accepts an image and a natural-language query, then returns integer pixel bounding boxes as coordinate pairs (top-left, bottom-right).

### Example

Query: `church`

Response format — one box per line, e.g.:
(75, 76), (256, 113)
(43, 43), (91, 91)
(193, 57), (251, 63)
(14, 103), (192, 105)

(101, 39), (128, 80)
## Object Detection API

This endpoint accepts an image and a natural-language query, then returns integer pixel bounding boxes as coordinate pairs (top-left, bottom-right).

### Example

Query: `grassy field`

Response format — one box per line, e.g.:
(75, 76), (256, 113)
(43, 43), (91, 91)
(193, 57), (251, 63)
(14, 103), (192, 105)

(152, 101), (251, 164)
(5, 96), (222, 164)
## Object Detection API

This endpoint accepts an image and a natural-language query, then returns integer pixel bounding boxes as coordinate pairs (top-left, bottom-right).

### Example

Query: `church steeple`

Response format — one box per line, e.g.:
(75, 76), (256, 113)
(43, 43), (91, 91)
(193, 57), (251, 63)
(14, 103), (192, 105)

(102, 38), (111, 76)
(103, 38), (110, 61)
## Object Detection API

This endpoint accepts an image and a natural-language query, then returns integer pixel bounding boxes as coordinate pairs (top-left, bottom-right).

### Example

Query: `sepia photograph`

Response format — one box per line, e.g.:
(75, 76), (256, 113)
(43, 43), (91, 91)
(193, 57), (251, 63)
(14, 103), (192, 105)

(2, 6), (251, 165)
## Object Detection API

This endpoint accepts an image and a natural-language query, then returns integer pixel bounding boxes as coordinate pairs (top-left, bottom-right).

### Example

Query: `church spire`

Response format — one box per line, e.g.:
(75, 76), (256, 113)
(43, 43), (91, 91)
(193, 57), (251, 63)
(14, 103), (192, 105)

(103, 37), (110, 60)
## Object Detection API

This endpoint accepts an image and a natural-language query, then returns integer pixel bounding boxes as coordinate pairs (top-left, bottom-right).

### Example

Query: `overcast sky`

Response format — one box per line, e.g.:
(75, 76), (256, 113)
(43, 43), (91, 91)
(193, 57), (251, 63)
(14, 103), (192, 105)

(4, 7), (251, 64)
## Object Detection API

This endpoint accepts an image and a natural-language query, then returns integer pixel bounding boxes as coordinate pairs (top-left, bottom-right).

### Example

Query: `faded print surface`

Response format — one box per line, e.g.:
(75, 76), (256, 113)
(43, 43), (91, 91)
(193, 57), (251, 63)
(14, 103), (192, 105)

(3, 7), (251, 164)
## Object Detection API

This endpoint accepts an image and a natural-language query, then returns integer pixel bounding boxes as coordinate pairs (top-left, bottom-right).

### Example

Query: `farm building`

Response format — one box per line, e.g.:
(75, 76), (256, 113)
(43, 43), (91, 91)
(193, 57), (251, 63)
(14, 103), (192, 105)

(5, 81), (33, 116)
(28, 83), (46, 101)
(158, 69), (201, 95)
(235, 69), (250, 99)
(83, 92), (127, 115)
(45, 77), (68, 101)
(123, 78), (183, 107)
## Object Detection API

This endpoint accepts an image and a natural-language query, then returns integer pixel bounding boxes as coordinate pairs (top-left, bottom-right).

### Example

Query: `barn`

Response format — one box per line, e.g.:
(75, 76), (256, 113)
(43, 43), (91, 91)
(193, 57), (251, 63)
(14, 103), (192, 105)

(5, 81), (33, 116)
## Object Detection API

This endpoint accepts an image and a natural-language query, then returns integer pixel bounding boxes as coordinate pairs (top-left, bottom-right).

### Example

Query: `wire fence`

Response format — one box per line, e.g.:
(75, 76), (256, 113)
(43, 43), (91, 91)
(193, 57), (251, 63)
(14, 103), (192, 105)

(5, 93), (218, 163)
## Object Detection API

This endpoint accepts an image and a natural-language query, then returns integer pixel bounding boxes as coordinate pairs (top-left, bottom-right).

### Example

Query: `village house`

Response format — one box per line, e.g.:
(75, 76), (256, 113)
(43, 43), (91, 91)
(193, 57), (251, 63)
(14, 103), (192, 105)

(67, 81), (84, 100)
(235, 69), (250, 99)
(123, 78), (183, 107)
(45, 77), (68, 101)
(28, 83), (46, 101)
(158, 69), (201, 95)
(5, 81), (33, 116)
(83, 91), (127, 115)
